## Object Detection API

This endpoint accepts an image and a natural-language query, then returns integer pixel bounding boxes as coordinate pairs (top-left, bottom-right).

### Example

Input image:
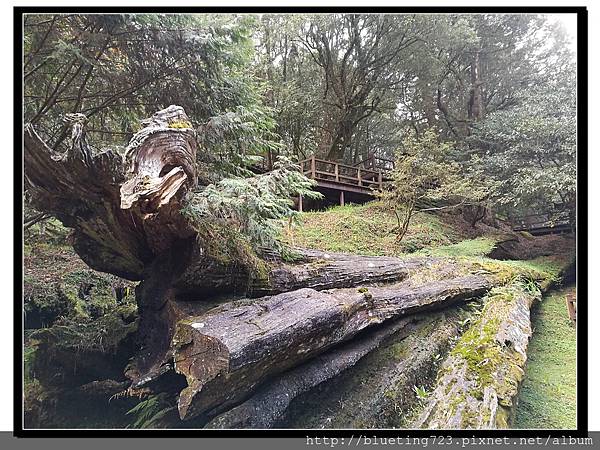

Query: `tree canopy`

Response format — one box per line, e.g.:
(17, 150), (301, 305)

(24, 12), (577, 233)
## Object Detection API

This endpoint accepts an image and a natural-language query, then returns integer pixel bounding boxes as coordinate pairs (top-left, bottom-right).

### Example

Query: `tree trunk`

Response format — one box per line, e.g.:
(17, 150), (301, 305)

(468, 50), (484, 122)
(249, 250), (436, 297)
(205, 314), (420, 428)
(412, 282), (540, 429)
(283, 308), (465, 429)
(24, 105), (254, 390)
(172, 275), (491, 420)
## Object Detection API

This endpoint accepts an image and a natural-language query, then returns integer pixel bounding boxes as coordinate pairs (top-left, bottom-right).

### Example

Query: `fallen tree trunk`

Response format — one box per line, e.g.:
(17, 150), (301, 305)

(412, 281), (540, 429)
(127, 248), (449, 389)
(248, 252), (435, 297)
(282, 309), (466, 429)
(172, 275), (491, 420)
(204, 315), (419, 428)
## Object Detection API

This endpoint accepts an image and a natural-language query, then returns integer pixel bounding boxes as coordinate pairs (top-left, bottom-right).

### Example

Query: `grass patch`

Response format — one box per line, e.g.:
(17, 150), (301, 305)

(419, 237), (497, 258)
(280, 201), (466, 256)
(513, 285), (577, 429)
(500, 257), (565, 281)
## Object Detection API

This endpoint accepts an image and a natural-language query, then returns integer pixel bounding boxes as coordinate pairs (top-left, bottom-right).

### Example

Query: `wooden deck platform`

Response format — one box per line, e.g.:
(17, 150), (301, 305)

(297, 156), (388, 210)
(511, 212), (573, 235)
(299, 156), (385, 193)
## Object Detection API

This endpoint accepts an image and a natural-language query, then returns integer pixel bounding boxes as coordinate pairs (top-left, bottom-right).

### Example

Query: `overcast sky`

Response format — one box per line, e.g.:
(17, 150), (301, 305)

(552, 13), (577, 53)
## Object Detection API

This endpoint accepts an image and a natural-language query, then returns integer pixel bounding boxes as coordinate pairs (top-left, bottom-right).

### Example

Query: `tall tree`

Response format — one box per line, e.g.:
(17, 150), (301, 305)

(299, 14), (423, 161)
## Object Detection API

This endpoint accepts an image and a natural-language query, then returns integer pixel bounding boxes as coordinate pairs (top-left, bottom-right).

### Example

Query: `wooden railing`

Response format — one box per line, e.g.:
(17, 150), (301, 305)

(509, 210), (573, 235)
(299, 156), (383, 191)
(511, 212), (571, 229)
(354, 154), (395, 171)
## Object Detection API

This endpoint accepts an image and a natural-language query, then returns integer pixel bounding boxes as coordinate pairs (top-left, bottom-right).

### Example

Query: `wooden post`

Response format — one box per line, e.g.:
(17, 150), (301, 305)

(334, 163), (339, 182)
(566, 292), (576, 325)
(310, 155), (316, 179)
(358, 168), (362, 186)
(378, 171), (383, 190)
(298, 195), (303, 212)
(340, 190), (345, 206)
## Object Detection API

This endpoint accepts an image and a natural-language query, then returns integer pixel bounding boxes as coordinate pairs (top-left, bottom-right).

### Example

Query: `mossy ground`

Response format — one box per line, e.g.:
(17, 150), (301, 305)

(24, 220), (136, 329)
(23, 219), (138, 428)
(513, 285), (577, 429)
(418, 237), (498, 258)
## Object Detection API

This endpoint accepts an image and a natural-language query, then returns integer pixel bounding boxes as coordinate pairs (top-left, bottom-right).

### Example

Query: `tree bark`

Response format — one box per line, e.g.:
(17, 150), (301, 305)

(283, 309), (466, 429)
(172, 275), (491, 420)
(250, 250), (435, 297)
(468, 50), (485, 122)
(125, 249), (450, 395)
(205, 315), (419, 428)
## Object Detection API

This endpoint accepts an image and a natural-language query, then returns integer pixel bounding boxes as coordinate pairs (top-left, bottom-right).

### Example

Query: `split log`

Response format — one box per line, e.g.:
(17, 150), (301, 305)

(172, 275), (491, 420)
(127, 248), (443, 389)
(412, 281), (540, 429)
(169, 246), (437, 299)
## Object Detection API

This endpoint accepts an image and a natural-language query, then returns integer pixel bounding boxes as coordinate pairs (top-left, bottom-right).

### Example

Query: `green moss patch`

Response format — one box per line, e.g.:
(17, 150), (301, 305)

(24, 224), (136, 329)
(419, 237), (498, 258)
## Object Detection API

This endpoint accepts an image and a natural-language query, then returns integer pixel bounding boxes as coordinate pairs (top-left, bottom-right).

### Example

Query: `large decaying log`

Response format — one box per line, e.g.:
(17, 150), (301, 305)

(283, 309), (466, 429)
(204, 316), (419, 428)
(249, 250), (436, 297)
(412, 282), (540, 429)
(24, 105), (198, 280)
(169, 247), (436, 299)
(172, 275), (491, 420)
(127, 249), (447, 389)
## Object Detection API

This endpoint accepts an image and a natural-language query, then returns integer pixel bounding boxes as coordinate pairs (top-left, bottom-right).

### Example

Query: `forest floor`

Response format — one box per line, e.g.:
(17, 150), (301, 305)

(513, 285), (577, 429)
(281, 201), (501, 256)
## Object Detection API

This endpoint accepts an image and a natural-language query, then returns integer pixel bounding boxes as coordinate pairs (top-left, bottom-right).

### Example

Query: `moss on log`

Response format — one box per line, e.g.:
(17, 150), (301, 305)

(412, 282), (541, 429)
(282, 309), (466, 428)
(250, 251), (436, 297)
